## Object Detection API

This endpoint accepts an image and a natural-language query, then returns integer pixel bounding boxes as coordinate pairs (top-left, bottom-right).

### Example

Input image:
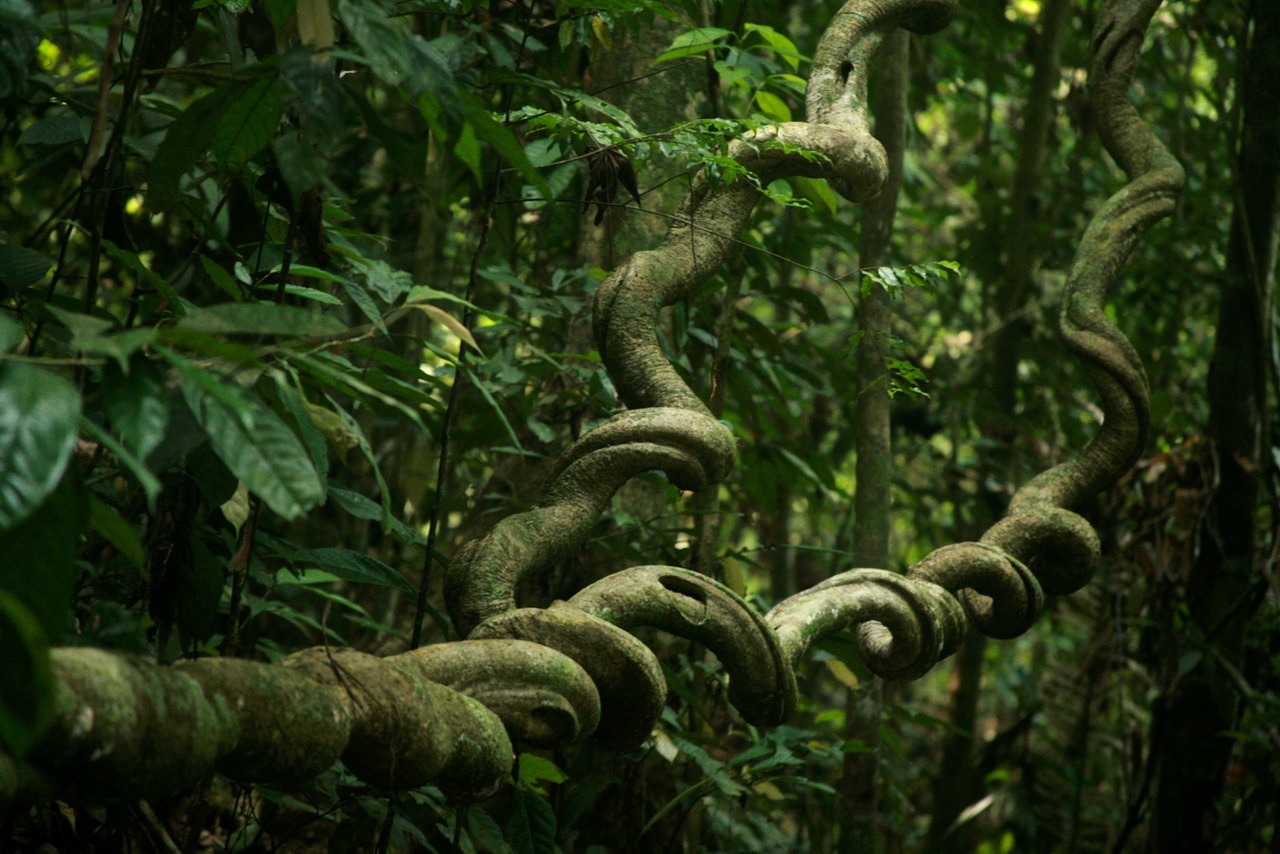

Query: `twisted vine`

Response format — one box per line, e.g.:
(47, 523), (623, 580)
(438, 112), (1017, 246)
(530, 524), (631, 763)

(445, 0), (1182, 750)
(5, 0), (1183, 813)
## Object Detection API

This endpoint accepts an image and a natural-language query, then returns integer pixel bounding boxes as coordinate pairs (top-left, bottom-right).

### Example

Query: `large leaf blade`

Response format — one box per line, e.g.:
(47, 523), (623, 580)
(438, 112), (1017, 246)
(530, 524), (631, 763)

(288, 548), (414, 593)
(0, 363), (81, 532)
(170, 358), (325, 520)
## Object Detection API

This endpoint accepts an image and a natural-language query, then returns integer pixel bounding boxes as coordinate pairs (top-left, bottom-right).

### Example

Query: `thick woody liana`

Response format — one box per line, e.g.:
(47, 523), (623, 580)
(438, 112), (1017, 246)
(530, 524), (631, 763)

(1, 0), (1180, 815)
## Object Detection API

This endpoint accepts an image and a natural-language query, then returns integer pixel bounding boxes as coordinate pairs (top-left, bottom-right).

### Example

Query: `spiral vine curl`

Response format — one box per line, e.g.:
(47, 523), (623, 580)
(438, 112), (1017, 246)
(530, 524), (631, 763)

(5, 0), (1183, 811)
(443, 0), (1181, 745)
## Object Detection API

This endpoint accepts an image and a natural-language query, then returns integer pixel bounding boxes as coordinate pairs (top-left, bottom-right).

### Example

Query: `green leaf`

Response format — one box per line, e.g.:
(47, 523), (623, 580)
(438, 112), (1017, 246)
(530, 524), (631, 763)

(0, 470), (86, 638)
(403, 303), (482, 355)
(0, 313), (22, 351)
(101, 239), (185, 318)
(272, 372), (330, 483)
(45, 304), (155, 367)
(88, 497), (145, 570)
(654, 26), (731, 64)
(201, 255), (243, 301)
(327, 485), (382, 520)
(272, 131), (330, 201)
(0, 363), (80, 532)
(149, 88), (226, 212)
(178, 302), (347, 337)
(17, 112), (83, 147)
(288, 548), (414, 593)
(744, 23), (805, 70)
(166, 351), (326, 520)
(754, 89), (791, 122)
(462, 362), (525, 455)
(349, 257), (411, 303)
(0, 590), (53, 758)
(507, 787), (558, 854)
(101, 355), (169, 461)
(213, 76), (287, 167)
(518, 754), (568, 790)
(465, 808), (508, 854)
(337, 0), (455, 98)
(324, 396), (392, 528)
(79, 417), (163, 510)
(0, 0), (41, 99)
(460, 93), (552, 198)
(0, 237), (51, 294)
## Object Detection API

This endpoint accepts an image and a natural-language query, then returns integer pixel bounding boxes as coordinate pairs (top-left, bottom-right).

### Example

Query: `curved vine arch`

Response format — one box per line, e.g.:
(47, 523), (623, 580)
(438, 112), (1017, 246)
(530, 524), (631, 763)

(2, 0), (1183, 819)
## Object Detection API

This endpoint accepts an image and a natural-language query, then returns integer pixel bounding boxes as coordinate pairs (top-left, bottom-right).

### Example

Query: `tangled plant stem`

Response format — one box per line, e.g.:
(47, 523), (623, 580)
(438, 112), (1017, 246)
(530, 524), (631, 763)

(5, 0), (1183, 812)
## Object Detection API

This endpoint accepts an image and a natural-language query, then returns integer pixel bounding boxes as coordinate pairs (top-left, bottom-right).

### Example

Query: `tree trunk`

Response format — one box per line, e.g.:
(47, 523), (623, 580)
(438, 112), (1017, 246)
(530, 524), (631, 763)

(839, 27), (908, 854)
(1148, 2), (1280, 848)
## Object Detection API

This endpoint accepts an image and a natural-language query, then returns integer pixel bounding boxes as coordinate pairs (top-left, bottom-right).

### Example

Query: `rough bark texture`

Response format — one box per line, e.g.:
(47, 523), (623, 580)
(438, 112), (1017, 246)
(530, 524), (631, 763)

(2, 0), (1181, 830)
(840, 27), (908, 854)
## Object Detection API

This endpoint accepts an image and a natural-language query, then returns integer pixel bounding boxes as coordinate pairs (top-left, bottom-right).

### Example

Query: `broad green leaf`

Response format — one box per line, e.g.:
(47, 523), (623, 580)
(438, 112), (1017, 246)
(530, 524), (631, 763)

(506, 787), (557, 854)
(0, 237), (51, 293)
(148, 87), (226, 212)
(460, 93), (552, 198)
(337, 0), (455, 98)
(178, 302), (347, 337)
(272, 372), (330, 484)
(101, 239), (185, 317)
(754, 89), (791, 122)
(466, 808), (508, 854)
(273, 129), (330, 200)
(0, 470), (85, 638)
(0, 590), (52, 758)
(212, 76), (286, 167)
(44, 305), (155, 368)
(462, 362), (525, 455)
(326, 485), (382, 520)
(169, 354), (325, 520)
(79, 417), (162, 509)
(349, 257), (411, 303)
(324, 396), (392, 528)
(0, 363), (80, 532)
(288, 548), (414, 593)
(101, 355), (169, 461)
(88, 496), (145, 570)
(287, 352), (424, 427)
(795, 176), (838, 215)
(0, 313), (21, 351)
(220, 481), (251, 534)
(338, 278), (384, 333)
(262, 284), (344, 306)
(518, 754), (568, 789)
(654, 26), (731, 64)
(201, 255), (242, 301)
(745, 23), (805, 70)
(17, 112), (83, 146)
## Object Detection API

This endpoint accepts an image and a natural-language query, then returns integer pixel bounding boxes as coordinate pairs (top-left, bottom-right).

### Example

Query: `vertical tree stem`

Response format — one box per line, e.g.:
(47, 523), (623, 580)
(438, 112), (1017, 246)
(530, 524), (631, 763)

(839, 27), (909, 854)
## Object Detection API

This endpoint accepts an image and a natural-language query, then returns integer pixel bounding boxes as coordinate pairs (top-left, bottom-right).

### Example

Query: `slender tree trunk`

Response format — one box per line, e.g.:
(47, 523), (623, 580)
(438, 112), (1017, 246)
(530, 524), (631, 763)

(1148, 3), (1280, 848)
(929, 0), (1071, 848)
(838, 28), (908, 854)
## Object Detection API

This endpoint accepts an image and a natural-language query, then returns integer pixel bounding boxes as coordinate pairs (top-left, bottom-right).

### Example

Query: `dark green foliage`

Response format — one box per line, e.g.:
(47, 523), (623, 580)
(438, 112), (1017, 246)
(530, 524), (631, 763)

(0, 0), (1274, 851)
